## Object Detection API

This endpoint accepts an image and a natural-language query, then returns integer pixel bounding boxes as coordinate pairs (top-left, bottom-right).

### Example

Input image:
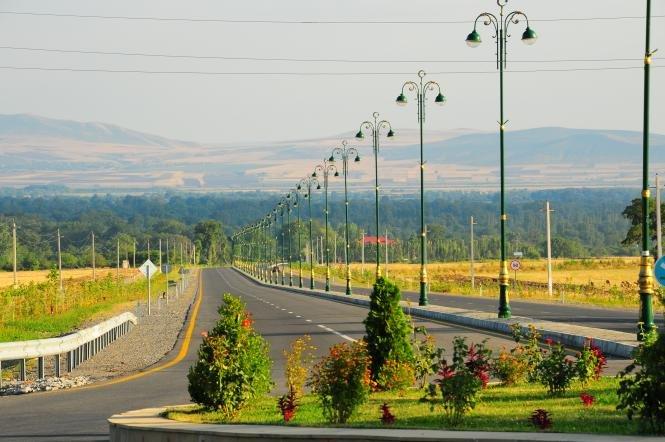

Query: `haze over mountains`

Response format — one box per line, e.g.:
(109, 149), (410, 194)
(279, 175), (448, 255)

(0, 114), (663, 193)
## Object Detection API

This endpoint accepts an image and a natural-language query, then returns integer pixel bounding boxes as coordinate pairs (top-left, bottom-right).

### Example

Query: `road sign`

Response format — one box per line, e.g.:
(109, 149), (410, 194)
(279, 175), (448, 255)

(138, 259), (158, 279)
(510, 260), (521, 271)
(654, 255), (665, 286)
(513, 251), (524, 258)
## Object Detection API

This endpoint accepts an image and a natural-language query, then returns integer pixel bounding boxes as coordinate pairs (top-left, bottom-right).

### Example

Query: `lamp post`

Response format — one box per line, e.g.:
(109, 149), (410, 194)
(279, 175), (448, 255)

(285, 193), (294, 287)
(272, 207), (279, 284)
(356, 112), (394, 281)
(298, 176), (320, 290)
(638, 0), (656, 339)
(330, 140), (360, 296)
(465, 0), (537, 318)
(278, 200), (286, 285)
(313, 159), (338, 292)
(396, 70), (446, 306)
(293, 188), (304, 288)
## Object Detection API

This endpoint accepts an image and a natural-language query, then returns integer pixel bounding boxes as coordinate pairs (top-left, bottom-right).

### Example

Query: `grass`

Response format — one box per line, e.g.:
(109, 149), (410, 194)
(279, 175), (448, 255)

(0, 267), (136, 288)
(291, 257), (663, 310)
(166, 377), (639, 435)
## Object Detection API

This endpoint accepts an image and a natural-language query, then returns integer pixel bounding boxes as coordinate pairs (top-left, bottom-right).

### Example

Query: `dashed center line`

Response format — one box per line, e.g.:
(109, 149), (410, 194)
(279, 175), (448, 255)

(317, 324), (356, 342)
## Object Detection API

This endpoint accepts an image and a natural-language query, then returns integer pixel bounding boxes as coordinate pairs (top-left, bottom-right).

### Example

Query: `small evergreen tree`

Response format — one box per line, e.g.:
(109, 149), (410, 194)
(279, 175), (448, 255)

(363, 277), (413, 380)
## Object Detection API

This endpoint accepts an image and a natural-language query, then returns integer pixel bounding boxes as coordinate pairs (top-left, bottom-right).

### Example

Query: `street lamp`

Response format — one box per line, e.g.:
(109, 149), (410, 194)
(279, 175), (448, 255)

(292, 187), (304, 288)
(330, 140), (361, 295)
(465, 0), (537, 319)
(312, 159), (338, 291)
(356, 112), (394, 281)
(271, 207), (279, 284)
(638, 0), (656, 339)
(298, 175), (320, 290)
(396, 70), (446, 306)
(278, 200), (286, 285)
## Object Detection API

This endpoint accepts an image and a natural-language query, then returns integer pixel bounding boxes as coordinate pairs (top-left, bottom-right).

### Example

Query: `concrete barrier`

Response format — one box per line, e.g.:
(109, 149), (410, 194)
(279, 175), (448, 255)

(109, 407), (658, 442)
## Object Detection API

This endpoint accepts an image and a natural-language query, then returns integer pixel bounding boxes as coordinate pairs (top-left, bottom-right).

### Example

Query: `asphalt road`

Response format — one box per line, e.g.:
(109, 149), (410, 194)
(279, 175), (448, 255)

(284, 270), (664, 334)
(0, 268), (631, 441)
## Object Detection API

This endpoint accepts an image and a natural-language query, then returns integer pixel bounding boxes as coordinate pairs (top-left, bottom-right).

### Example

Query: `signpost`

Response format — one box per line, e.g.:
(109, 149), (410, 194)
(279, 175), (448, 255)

(653, 255), (665, 287)
(510, 259), (521, 287)
(138, 259), (158, 315)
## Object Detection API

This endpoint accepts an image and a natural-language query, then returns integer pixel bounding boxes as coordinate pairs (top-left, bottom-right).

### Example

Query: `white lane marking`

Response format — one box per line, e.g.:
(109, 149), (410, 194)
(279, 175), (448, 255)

(305, 319), (312, 322)
(288, 311), (293, 314)
(317, 324), (356, 342)
(296, 315), (301, 318)
(281, 308), (286, 311)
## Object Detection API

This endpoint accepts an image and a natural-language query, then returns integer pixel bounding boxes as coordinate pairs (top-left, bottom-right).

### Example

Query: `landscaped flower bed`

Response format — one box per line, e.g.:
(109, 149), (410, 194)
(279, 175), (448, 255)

(166, 377), (638, 435)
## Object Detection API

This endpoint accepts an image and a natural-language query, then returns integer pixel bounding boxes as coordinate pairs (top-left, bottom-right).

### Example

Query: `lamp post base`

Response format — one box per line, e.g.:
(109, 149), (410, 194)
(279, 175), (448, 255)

(498, 285), (512, 319)
(310, 271), (315, 290)
(638, 254), (656, 340)
(418, 281), (428, 306)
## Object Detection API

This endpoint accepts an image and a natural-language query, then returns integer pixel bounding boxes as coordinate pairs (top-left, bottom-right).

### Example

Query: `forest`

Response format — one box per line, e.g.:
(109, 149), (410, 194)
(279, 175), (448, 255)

(0, 187), (646, 270)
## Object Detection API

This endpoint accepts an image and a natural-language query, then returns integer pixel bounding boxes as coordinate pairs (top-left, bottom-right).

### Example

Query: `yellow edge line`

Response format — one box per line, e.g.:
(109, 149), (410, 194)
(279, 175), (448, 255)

(61, 270), (205, 392)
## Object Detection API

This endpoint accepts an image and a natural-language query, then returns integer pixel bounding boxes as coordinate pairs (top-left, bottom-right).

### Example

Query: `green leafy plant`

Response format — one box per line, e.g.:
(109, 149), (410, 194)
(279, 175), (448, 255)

(535, 340), (577, 396)
(411, 327), (438, 389)
(308, 340), (372, 424)
(510, 323), (543, 383)
(364, 277), (414, 381)
(284, 335), (316, 399)
(618, 331), (665, 434)
(277, 387), (298, 422)
(187, 293), (273, 418)
(428, 337), (489, 425)
(376, 359), (416, 393)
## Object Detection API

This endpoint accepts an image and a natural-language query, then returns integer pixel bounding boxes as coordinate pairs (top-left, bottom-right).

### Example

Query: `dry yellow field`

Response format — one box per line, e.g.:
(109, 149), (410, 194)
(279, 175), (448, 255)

(368, 257), (641, 287)
(0, 267), (138, 288)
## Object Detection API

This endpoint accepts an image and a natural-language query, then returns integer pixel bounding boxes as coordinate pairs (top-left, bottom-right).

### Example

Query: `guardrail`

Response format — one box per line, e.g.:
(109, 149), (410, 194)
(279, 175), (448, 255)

(0, 312), (137, 387)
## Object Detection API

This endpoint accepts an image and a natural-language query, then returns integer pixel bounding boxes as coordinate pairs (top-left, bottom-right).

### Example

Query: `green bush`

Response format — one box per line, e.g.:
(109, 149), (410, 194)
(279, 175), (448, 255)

(308, 341), (372, 424)
(364, 277), (413, 381)
(411, 328), (438, 389)
(187, 293), (272, 418)
(618, 332), (665, 434)
(536, 340), (577, 395)
(491, 347), (529, 386)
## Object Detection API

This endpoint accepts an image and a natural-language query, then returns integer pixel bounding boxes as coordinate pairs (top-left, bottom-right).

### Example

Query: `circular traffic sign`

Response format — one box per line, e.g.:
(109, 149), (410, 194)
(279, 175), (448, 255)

(510, 260), (521, 271)
(654, 255), (665, 286)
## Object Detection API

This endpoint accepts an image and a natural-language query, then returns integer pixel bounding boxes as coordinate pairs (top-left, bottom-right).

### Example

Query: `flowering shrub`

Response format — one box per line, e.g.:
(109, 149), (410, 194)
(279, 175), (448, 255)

(428, 337), (491, 424)
(187, 294), (272, 417)
(284, 335), (316, 399)
(576, 339), (606, 386)
(510, 323), (543, 383)
(308, 341), (372, 423)
(535, 340), (577, 395)
(580, 392), (595, 407)
(277, 387), (298, 422)
(529, 409), (553, 430)
(380, 403), (396, 425)
(376, 359), (416, 392)
(491, 346), (529, 386)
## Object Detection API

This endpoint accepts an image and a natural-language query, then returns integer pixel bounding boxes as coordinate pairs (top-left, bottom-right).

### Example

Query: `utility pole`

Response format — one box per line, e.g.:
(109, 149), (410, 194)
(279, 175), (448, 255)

(116, 237), (120, 284)
(160, 238), (166, 306)
(385, 229), (389, 279)
(91, 232), (96, 281)
(470, 216), (477, 290)
(180, 241), (183, 266)
(12, 220), (17, 287)
(133, 240), (136, 268)
(361, 232), (365, 275)
(334, 234), (338, 265)
(543, 201), (555, 297)
(147, 239), (151, 261)
(57, 228), (63, 292)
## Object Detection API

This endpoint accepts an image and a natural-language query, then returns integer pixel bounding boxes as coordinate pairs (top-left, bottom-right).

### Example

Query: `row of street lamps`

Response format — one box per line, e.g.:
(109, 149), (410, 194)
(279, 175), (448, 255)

(233, 0), (656, 338)
(234, 0), (538, 318)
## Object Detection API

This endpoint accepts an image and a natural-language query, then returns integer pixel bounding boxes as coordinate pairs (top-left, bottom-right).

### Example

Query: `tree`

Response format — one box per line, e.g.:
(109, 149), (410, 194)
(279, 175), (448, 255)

(621, 197), (662, 247)
(194, 220), (229, 265)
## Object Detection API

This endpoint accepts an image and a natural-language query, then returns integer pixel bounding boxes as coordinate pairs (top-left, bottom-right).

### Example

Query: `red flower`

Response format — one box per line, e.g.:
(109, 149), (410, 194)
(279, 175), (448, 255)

(544, 337), (554, 346)
(241, 312), (253, 329)
(529, 409), (553, 430)
(580, 392), (595, 407)
(380, 403), (396, 425)
(200, 331), (208, 338)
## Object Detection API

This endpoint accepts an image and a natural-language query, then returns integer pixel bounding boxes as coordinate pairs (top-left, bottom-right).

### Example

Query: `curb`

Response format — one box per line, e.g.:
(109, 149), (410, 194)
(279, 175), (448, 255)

(232, 267), (638, 358)
(108, 407), (660, 442)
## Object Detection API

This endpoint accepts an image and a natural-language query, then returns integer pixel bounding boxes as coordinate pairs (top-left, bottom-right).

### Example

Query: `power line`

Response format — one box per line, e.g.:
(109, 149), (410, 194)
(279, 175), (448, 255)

(0, 46), (644, 64)
(0, 65), (659, 76)
(0, 10), (663, 24)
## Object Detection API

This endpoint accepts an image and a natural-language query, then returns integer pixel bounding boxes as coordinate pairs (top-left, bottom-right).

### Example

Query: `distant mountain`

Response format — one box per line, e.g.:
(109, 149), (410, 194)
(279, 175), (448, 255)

(0, 114), (663, 192)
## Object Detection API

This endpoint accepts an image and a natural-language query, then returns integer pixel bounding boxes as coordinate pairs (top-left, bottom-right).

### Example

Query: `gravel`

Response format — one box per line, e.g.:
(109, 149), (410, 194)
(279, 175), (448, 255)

(0, 376), (91, 395)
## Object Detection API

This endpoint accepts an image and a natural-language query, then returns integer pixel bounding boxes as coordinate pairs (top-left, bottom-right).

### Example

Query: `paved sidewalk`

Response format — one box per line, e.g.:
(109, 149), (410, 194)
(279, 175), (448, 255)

(235, 267), (639, 358)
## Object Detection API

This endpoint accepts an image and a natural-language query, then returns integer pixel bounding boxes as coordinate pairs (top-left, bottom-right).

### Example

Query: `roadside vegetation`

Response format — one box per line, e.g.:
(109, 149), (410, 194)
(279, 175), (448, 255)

(0, 268), (182, 342)
(179, 283), (665, 435)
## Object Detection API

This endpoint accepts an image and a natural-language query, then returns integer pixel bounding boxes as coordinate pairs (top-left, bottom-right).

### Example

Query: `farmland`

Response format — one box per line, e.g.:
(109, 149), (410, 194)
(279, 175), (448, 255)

(0, 267), (137, 288)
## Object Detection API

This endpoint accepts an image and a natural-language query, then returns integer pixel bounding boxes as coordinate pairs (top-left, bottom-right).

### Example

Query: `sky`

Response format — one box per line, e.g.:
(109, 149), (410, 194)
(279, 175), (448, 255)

(0, 0), (662, 143)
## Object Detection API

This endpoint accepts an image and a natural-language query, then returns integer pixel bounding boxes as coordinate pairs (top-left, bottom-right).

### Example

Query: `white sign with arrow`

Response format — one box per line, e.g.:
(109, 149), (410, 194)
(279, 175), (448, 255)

(138, 259), (158, 315)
